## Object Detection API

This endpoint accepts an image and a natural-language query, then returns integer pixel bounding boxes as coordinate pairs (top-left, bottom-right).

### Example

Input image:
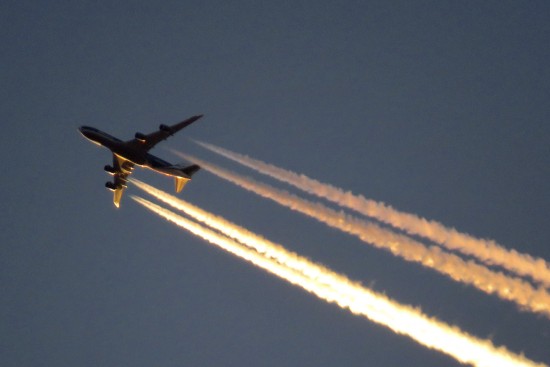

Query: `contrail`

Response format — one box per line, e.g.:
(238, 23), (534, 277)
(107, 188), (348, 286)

(171, 153), (550, 318)
(130, 194), (546, 367)
(132, 178), (355, 289)
(192, 141), (550, 288)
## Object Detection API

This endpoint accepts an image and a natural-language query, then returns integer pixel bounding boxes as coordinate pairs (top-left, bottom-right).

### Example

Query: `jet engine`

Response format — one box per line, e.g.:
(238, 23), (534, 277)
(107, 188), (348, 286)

(105, 181), (117, 191)
(104, 165), (116, 175)
(159, 124), (173, 133)
(135, 132), (146, 142)
(121, 161), (133, 171)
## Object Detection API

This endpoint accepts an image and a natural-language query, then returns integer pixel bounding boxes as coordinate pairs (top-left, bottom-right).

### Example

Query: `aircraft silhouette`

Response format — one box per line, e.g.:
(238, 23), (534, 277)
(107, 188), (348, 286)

(79, 115), (202, 207)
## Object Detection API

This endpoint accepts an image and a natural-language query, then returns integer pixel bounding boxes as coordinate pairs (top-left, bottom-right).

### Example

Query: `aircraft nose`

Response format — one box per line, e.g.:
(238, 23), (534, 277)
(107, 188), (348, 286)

(79, 126), (93, 140)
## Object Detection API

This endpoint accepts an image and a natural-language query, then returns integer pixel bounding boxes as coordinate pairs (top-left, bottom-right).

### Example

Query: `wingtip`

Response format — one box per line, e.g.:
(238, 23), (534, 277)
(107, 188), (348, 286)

(113, 191), (122, 208)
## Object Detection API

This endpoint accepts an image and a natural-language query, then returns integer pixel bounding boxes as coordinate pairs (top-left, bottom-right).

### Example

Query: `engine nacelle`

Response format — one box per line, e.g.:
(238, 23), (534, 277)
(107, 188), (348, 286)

(105, 181), (117, 191)
(121, 161), (133, 171)
(159, 124), (173, 133)
(135, 132), (146, 142)
(104, 165), (116, 175)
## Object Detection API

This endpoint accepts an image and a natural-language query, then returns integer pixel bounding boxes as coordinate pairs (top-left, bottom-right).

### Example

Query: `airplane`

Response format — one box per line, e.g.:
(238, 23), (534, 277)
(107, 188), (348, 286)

(79, 115), (203, 207)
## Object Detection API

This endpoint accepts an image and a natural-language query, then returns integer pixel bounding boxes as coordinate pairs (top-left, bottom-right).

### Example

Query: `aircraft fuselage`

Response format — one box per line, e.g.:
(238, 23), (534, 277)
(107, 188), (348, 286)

(79, 114), (202, 207)
(79, 126), (172, 170)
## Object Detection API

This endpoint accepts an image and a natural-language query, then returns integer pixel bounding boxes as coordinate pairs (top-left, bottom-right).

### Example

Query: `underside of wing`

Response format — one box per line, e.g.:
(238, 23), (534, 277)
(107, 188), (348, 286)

(127, 115), (203, 151)
(105, 154), (135, 208)
(113, 188), (124, 208)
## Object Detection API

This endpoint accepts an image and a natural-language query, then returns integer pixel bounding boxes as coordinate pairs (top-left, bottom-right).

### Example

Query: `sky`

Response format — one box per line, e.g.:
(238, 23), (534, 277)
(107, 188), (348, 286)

(2, 1), (550, 366)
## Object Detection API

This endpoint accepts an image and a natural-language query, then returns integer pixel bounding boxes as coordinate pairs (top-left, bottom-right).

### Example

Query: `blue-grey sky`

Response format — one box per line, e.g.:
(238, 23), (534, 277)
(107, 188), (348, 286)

(2, 1), (549, 366)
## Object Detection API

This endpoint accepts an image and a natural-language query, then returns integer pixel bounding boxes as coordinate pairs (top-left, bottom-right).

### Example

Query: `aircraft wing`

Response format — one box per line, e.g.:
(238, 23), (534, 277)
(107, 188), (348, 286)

(108, 154), (135, 208)
(130, 115), (203, 151)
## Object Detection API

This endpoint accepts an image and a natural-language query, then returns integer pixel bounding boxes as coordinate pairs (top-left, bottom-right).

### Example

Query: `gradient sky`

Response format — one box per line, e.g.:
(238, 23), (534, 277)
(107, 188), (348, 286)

(2, 1), (549, 366)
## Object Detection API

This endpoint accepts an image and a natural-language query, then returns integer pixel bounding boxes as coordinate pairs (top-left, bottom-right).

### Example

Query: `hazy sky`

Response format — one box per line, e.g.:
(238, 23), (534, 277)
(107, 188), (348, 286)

(2, 1), (549, 366)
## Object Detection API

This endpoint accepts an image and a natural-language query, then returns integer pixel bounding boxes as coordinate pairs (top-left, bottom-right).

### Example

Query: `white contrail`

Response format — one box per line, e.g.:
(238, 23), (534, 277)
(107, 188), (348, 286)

(170, 154), (550, 318)
(131, 194), (546, 367)
(192, 141), (550, 288)
(132, 178), (354, 289)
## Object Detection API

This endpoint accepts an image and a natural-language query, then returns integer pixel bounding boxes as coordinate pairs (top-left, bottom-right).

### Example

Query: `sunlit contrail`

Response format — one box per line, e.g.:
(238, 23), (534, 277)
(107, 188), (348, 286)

(171, 153), (550, 318)
(193, 141), (550, 288)
(131, 195), (546, 367)
(131, 179), (337, 285)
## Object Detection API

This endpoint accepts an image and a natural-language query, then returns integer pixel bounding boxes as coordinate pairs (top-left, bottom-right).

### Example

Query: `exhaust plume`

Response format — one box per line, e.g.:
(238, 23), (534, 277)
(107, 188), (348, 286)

(131, 195), (546, 367)
(193, 141), (550, 288)
(170, 154), (550, 318)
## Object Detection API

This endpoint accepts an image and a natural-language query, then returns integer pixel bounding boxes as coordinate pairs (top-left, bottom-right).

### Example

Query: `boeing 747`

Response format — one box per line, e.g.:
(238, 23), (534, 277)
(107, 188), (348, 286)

(79, 115), (203, 207)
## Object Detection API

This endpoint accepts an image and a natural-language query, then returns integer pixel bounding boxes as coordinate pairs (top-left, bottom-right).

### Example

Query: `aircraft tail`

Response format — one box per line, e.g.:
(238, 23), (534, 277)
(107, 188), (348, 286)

(181, 164), (201, 178)
(174, 164), (200, 193)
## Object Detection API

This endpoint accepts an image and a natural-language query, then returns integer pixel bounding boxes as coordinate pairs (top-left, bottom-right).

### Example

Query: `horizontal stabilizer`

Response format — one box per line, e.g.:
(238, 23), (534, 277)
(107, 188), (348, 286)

(181, 164), (200, 177)
(174, 164), (199, 192)
(175, 177), (190, 193)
